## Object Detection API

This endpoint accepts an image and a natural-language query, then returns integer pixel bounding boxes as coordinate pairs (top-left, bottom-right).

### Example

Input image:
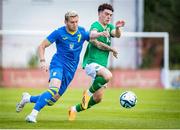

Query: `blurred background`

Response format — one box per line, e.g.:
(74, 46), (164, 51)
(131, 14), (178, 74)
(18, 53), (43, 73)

(0, 0), (180, 89)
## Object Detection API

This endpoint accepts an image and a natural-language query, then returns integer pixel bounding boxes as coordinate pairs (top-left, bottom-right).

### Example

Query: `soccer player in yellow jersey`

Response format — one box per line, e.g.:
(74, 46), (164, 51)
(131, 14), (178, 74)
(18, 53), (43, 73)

(69, 3), (125, 121)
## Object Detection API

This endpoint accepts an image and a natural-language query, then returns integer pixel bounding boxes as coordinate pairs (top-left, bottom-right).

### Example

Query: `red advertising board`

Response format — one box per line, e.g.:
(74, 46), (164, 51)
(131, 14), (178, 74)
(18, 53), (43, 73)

(0, 68), (162, 88)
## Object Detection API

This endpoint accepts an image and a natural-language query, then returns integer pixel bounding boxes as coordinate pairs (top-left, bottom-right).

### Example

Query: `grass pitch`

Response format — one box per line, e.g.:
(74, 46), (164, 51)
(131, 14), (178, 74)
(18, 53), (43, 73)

(0, 87), (180, 129)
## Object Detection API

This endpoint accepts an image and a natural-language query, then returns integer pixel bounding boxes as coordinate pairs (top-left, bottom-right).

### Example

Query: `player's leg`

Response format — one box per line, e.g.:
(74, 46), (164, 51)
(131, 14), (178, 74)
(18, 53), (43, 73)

(57, 70), (77, 121)
(69, 63), (112, 120)
(26, 68), (62, 123)
(16, 83), (58, 113)
(16, 92), (32, 112)
(69, 84), (106, 121)
(17, 86), (59, 114)
(16, 93), (47, 113)
(90, 86), (105, 106)
(30, 95), (41, 103)
(82, 64), (112, 109)
(26, 78), (61, 123)
(74, 86), (104, 110)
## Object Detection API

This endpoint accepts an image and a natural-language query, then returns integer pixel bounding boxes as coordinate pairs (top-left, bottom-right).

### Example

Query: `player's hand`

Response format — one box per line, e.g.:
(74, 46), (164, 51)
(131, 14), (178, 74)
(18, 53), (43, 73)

(100, 31), (110, 37)
(116, 20), (125, 28)
(40, 61), (48, 72)
(112, 48), (118, 59)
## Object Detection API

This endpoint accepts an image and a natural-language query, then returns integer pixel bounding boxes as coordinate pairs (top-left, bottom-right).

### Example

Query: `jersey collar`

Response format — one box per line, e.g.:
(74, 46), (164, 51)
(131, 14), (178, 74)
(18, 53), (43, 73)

(66, 27), (77, 35)
(97, 21), (108, 30)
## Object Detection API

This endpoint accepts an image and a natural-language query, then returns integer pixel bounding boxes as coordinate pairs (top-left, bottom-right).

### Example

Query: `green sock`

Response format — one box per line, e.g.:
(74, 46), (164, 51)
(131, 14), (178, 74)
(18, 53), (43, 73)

(89, 76), (107, 93)
(87, 96), (97, 108)
(76, 96), (98, 112)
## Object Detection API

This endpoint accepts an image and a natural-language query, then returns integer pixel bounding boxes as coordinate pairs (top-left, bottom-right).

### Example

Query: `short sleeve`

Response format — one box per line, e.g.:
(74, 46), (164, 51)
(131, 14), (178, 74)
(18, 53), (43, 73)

(110, 24), (115, 32)
(46, 30), (59, 44)
(80, 27), (90, 41)
(83, 31), (90, 41)
(90, 22), (98, 31)
(109, 24), (115, 37)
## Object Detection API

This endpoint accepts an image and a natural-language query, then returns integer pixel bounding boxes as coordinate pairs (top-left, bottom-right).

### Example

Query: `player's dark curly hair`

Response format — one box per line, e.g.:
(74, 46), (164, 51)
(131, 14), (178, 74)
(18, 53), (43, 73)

(98, 3), (114, 13)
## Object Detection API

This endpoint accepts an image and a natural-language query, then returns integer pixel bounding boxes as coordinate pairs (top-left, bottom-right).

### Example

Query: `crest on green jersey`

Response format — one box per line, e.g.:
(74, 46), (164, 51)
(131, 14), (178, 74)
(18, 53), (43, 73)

(106, 27), (110, 32)
(106, 27), (111, 43)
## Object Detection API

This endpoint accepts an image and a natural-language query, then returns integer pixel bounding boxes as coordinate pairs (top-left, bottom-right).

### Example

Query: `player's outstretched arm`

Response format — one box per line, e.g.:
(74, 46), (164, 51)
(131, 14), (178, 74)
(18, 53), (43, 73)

(111, 20), (125, 38)
(90, 30), (109, 39)
(90, 39), (118, 58)
(38, 39), (51, 72)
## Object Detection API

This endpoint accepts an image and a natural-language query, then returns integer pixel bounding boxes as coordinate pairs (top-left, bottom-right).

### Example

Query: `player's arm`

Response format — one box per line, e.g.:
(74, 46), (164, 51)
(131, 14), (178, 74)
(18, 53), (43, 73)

(111, 20), (125, 38)
(90, 39), (118, 58)
(90, 30), (109, 39)
(89, 29), (110, 51)
(38, 39), (51, 72)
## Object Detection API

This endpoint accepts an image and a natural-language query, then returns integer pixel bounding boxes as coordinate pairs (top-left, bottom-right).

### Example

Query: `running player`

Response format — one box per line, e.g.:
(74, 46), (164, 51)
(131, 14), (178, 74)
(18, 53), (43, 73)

(16, 10), (110, 123)
(69, 3), (125, 121)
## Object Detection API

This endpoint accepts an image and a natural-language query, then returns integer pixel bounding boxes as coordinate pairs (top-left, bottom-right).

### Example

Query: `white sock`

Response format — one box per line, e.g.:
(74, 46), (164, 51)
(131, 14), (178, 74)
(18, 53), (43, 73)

(72, 106), (77, 112)
(30, 109), (39, 117)
(87, 89), (93, 97)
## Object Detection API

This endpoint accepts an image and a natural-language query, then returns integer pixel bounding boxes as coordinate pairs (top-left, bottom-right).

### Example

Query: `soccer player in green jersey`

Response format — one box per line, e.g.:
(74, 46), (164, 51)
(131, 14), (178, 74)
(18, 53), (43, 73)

(69, 3), (125, 121)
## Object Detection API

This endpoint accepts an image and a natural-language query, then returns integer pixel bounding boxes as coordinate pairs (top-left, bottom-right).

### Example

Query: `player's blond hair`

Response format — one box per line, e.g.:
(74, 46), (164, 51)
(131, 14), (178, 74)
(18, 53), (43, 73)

(65, 10), (78, 21)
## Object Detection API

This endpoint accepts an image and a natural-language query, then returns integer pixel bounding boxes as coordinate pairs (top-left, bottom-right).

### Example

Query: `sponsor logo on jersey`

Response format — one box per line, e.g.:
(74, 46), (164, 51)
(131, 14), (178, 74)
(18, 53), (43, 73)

(62, 37), (68, 40)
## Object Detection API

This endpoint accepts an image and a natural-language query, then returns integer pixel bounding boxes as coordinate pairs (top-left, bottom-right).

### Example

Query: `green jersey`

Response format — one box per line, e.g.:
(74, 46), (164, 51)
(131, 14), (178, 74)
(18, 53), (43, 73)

(82, 21), (115, 68)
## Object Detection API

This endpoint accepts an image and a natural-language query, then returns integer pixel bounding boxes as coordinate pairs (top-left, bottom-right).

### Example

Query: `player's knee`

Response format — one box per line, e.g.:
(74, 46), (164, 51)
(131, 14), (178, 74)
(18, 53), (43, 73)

(50, 82), (60, 88)
(49, 78), (61, 88)
(98, 68), (112, 82)
(104, 72), (112, 82)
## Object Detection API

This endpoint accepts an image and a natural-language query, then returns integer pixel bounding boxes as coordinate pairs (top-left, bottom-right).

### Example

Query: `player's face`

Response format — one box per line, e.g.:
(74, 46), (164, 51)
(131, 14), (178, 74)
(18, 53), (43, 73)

(65, 16), (79, 32)
(99, 9), (113, 26)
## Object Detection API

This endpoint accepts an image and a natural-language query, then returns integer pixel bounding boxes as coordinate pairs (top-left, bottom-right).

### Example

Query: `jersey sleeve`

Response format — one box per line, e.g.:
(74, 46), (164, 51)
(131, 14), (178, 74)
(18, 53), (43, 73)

(110, 24), (116, 37)
(90, 22), (98, 31)
(110, 24), (115, 31)
(46, 29), (59, 44)
(83, 31), (90, 41)
(81, 27), (90, 41)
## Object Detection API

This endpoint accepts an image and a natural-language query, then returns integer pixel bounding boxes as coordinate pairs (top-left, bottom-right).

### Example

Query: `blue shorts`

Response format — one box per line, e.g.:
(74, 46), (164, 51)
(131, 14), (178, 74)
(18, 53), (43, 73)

(49, 67), (75, 96)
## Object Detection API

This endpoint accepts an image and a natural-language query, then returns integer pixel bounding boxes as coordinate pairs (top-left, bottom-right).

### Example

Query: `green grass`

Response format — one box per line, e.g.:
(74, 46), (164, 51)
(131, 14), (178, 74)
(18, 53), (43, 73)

(0, 87), (180, 129)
